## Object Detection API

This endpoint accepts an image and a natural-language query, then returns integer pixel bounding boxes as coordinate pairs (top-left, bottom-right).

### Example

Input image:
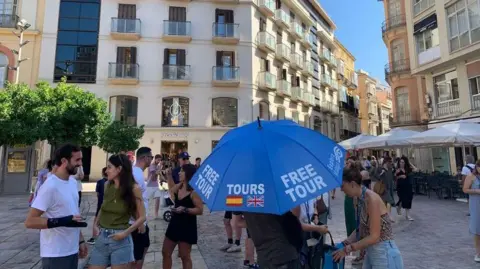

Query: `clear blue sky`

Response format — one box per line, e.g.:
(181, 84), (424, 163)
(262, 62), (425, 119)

(319, 0), (388, 83)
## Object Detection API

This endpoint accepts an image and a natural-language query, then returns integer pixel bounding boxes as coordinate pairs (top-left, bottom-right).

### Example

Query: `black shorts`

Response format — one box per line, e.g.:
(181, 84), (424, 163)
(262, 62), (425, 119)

(224, 211), (242, 219)
(131, 225), (150, 261)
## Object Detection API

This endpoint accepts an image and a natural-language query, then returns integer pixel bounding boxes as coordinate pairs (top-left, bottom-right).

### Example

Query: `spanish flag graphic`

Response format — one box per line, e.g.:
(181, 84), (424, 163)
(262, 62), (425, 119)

(226, 195), (243, 207)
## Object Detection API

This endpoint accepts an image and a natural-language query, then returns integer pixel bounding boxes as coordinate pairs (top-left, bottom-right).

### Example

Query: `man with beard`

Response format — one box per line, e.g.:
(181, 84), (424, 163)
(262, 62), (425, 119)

(25, 144), (88, 269)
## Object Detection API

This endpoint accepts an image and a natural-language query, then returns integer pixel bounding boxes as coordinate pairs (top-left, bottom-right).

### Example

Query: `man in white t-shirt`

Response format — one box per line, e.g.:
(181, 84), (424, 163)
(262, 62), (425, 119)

(131, 147), (153, 269)
(25, 144), (88, 269)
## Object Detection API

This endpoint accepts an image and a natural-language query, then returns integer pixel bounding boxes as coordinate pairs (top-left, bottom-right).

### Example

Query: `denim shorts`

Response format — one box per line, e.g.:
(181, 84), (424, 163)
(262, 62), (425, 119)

(363, 240), (404, 269)
(88, 228), (134, 266)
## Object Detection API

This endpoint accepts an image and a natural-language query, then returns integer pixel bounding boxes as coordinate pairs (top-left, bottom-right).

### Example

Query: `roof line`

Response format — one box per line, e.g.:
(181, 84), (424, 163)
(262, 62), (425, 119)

(334, 38), (356, 61)
(308, 0), (337, 30)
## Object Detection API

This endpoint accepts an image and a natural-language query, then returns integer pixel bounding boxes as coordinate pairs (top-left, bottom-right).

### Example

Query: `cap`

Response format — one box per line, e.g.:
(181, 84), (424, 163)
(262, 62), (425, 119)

(179, 152), (190, 159)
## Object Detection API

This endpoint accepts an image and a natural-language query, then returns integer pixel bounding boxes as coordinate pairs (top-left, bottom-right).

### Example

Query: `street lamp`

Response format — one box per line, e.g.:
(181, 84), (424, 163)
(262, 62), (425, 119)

(10, 18), (31, 84)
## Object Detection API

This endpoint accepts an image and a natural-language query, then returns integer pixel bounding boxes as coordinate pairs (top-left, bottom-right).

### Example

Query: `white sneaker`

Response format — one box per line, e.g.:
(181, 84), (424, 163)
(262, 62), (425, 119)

(226, 244), (242, 253)
(220, 243), (232, 251)
(474, 255), (480, 262)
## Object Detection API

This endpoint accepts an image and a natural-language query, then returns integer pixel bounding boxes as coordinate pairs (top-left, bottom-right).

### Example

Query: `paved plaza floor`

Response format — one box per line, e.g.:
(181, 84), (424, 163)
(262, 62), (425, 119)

(0, 185), (475, 269)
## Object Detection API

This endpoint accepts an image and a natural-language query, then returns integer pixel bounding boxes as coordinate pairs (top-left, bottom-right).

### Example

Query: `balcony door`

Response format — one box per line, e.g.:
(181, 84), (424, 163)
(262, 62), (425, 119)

(216, 51), (235, 80)
(169, 6), (187, 35)
(391, 39), (405, 72)
(118, 4), (136, 33)
(395, 87), (410, 122)
(116, 47), (137, 78)
(388, 0), (401, 26)
(215, 9), (234, 37)
(164, 49), (186, 79)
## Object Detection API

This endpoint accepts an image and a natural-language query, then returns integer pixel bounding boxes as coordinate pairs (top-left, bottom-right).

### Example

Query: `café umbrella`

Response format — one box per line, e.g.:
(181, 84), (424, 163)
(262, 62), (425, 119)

(190, 119), (346, 215)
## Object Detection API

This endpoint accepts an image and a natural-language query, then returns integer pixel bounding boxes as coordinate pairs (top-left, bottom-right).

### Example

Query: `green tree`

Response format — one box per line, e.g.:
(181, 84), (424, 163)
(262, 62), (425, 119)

(35, 79), (111, 147)
(0, 83), (45, 146)
(98, 121), (145, 154)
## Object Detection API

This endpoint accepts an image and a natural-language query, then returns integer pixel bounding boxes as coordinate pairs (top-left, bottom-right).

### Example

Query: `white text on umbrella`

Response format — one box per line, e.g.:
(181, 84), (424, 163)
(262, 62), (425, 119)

(280, 164), (328, 202)
(195, 164), (220, 199)
(226, 184), (265, 195)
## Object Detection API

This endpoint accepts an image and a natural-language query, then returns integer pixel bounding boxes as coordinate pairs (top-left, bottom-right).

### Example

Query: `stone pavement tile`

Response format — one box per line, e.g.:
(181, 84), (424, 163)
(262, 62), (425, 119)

(0, 250), (21, 265)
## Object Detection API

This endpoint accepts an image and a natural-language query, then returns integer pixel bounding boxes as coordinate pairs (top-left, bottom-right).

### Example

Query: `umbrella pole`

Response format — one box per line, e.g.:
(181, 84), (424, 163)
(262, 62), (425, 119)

(462, 144), (466, 166)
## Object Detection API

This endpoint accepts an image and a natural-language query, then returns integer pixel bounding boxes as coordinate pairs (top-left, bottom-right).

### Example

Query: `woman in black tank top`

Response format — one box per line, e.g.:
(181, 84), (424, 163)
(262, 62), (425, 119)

(163, 164), (204, 269)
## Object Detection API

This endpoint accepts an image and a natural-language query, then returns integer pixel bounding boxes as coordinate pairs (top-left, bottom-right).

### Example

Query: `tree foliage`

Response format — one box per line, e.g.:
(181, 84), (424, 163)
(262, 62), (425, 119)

(0, 83), (45, 146)
(98, 121), (145, 154)
(35, 79), (111, 147)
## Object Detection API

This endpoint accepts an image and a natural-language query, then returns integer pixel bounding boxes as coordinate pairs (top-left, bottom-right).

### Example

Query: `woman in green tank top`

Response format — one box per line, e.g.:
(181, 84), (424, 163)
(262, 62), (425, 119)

(88, 154), (146, 269)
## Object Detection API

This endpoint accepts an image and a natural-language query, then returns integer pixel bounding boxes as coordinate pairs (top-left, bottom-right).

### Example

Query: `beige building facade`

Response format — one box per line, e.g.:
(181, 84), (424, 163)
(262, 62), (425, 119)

(380, 0), (429, 131)
(0, 0), (45, 194)
(36, 0), (341, 179)
(335, 39), (361, 140)
(404, 0), (480, 173)
(357, 70), (380, 136)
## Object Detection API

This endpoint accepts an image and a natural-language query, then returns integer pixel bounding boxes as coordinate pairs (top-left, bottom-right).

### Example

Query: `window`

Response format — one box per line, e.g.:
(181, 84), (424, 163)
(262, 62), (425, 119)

(434, 72), (459, 102)
(415, 28), (439, 53)
(447, 0), (480, 52)
(212, 97), (238, 127)
(304, 115), (310, 128)
(215, 51), (236, 80)
(471, 76), (480, 95)
(259, 17), (266, 31)
(54, 0), (100, 83)
(260, 58), (270, 72)
(313, 116), (322, 132)
(259, 101), (269, 120)
(0, 0), (17, 28)
(162, 97), (189, 127)
(163, 49), (187, 79)
(212, 140), (219, 150)
(331, 122), (336, 140)
(0, 53), (8, 86)
(292, 111), (299, 123)
(413, 0), (435, 16)
(214, 9), (234, 37)
(277, 107), (285, 120)
(114, 47), (137, 78)
(109, 96), (138, 126)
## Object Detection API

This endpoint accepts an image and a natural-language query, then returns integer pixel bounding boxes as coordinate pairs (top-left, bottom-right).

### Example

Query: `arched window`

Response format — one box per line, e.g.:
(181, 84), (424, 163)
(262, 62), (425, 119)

(0, 53), (8, 87)
(109, 96), (138, 126)
(212, 97), (238, 127)
(277, 106), (285, 120)
(162, 97), (189, 127)
(313, 116), (322, 132)
(259, 101), (269, 120)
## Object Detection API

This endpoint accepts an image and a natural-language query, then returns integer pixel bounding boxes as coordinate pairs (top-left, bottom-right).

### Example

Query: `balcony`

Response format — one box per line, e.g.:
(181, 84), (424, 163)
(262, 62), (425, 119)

(108, 63), (139, 85)
(162, 21), (192, 42)
(316, 22), (335, 47)
(385, 59), (410, 81)
(290, 21), (304, 40)
(472, 94), (480, 111)
(301, 32), (314, 48)
(256, 31), (276, 53)
(275, 44), (290, 62)
(381, 14), (406, 37)
(291, 86), (302, 101)
(302, 92), (315, 106)
(391, 110), (422, 127)
(276, 80), (291, 97)
(320, 50), (336, 67)
(320, 74), (332, 88)
(162, 65), (191, 86)
(301, 61), (314, 76)
(0, 14), (18, 28)
(436, 99), (461, 118)
(212, 66), (240, 87)
(212, 23), (239, 45)
(257, 0), (275, 17)
(321, 101), (338, 114)
(290, 53), (303, 70)
(274, 9), (290, 29)
(257, 71), (276, 91)
(110, 18), (141, 40)
(330, 80), (339, 91)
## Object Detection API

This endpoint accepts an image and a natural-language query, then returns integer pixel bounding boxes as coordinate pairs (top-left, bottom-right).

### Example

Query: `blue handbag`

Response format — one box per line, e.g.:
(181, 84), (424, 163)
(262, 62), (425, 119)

(321, 232), (345, 269)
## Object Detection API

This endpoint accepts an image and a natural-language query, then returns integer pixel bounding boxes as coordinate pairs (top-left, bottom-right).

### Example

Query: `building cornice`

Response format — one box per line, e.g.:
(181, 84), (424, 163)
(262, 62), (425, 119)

(334, 38), (355, 61)
(307, 0), (336, 30)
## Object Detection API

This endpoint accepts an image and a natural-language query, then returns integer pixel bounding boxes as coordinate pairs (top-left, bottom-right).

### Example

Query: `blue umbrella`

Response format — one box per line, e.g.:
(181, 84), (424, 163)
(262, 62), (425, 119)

(190, 119), (346, 215)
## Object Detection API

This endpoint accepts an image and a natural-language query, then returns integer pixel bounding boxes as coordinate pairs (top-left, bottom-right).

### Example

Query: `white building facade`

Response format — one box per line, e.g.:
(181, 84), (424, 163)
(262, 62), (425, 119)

(37, 0), (338, 179)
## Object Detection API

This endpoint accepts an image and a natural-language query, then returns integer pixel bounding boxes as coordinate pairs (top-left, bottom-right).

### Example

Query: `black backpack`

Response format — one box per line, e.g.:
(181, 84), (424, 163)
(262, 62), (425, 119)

(281, 211), (304, 252)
